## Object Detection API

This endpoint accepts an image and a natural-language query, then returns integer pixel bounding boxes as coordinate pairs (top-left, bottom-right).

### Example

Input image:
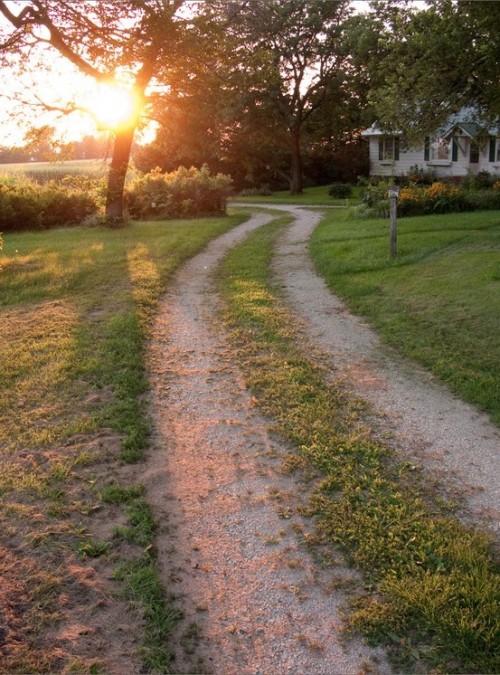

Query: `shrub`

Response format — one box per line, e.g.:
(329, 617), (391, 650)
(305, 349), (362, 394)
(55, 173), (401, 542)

(238, 185), (273, 197)
(359, 177), (500, 219)
(465, 189), (500, 210)
(359, 180), (391, 216)
(126, 165), (233, 219)
(405, 165), (438, 185)
(0, 174), (99, 232)
(328, 183), (353, 199)
(397, 185), (427, 216)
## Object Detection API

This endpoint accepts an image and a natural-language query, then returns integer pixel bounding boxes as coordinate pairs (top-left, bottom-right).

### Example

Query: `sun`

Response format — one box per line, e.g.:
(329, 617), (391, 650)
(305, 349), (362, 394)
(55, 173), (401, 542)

(87, 83), (139, 131)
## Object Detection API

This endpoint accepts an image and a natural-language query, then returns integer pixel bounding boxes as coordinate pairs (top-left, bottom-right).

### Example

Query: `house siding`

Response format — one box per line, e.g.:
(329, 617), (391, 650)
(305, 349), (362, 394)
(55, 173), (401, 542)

(364, 117), (500, 178)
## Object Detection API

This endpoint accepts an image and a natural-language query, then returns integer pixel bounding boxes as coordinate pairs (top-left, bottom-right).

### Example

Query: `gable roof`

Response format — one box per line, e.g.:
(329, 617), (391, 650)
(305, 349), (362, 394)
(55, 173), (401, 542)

(443, 122), (485, 140)
(363, 109), (499, 139)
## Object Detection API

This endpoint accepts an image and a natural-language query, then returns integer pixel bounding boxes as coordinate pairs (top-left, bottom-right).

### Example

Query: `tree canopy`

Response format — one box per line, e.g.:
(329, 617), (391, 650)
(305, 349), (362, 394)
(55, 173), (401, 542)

(0, 0), (189, 222)
(220, 0), (354, 194)
(369, 0), (500, 143)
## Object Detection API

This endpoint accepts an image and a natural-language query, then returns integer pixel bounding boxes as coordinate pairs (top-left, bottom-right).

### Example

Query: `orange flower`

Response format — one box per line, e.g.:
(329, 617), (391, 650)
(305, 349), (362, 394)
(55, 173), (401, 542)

(426, 182), (459, 199)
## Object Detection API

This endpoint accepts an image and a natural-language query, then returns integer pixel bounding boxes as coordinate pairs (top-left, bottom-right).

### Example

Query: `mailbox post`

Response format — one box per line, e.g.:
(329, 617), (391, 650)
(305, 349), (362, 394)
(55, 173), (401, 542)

(388, 184), (400, 258)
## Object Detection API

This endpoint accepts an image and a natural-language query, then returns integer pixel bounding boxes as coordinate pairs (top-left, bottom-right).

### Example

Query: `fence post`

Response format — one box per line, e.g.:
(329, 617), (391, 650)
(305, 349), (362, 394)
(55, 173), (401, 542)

(388, 184), (400, 258)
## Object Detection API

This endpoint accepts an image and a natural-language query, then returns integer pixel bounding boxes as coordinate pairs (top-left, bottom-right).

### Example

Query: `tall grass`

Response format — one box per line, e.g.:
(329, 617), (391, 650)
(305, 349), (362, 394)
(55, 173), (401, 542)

(0, 158), (110, 183)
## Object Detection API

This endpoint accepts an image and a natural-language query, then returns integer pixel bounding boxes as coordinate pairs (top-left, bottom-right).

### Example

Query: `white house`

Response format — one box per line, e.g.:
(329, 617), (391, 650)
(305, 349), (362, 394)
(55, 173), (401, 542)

(363, 112), (500, 178)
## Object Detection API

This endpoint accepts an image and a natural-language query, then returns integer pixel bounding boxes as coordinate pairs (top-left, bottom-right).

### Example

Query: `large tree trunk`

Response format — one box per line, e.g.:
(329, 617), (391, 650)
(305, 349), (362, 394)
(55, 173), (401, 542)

(289, 128), (303, 195)
(105, 125), (135, 225)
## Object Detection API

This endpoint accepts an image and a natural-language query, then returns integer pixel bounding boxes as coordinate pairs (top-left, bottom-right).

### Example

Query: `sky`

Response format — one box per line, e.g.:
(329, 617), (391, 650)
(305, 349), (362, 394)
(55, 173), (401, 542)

(0, 0), (409, 150)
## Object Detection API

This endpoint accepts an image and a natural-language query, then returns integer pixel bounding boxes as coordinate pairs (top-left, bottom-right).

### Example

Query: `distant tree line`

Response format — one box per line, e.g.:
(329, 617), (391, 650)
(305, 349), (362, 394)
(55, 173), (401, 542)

(0, 134), (109, 164)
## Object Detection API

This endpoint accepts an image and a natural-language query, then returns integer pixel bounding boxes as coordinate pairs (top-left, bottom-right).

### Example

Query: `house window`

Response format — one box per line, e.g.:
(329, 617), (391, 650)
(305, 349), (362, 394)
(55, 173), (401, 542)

(378, 137), (400, 161)
(489, 137), (500, 163)
(431, 138), (450, 161)
(425, 137), (458, 162)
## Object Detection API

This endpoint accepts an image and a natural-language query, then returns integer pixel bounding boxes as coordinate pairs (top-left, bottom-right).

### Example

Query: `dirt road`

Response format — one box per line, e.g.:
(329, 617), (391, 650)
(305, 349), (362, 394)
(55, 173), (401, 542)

(144, 205), (499, 673)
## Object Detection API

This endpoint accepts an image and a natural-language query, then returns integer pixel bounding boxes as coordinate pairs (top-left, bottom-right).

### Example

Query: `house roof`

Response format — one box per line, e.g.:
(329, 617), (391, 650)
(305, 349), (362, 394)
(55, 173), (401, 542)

(362, 109), (499, 139)
(361, 123), (386, 137)
(443, 122), (485, 139)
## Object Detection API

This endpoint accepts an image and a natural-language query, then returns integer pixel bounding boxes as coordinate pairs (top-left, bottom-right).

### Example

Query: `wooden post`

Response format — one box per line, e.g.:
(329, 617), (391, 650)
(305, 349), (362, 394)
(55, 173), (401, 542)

(388, 185), (399, 258)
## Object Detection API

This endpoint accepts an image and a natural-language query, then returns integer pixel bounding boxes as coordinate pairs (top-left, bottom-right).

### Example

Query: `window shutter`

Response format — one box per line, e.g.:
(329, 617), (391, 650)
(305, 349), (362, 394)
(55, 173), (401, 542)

(424, 137), (430, 161)
(489, 137), (496, 162)
(452, 139), (458, 162)
(395, 137), (400, 161)
(378, 140), (383, 161)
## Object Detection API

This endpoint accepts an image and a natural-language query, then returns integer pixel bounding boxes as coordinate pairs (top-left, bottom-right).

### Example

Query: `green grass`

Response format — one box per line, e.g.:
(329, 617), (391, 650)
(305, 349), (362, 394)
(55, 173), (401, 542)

(0, 214), (242, 671)
(310, 209), (500, 425)
(231, 184), (362, 206)
(218, 216), (500, 674)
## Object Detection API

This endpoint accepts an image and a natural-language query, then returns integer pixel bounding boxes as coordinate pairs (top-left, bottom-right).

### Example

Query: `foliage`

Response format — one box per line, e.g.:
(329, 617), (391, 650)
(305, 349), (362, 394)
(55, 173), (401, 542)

(0, 174), (99, 231)
(463, 170), (499, 191)
(0, 0), (199, 222)
(369, 1), (500, 142)
(159, 0), (360, 192)
(359, 178), (500, 218)
(328, 182), (353, 199)
(126, 165), (233, 219)
(358, 179), (391, 216)
(405, 165), (438, 186)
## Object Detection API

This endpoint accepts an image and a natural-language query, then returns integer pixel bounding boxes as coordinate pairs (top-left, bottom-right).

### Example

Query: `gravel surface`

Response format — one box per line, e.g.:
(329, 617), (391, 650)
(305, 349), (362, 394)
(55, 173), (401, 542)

(270, 204), (500, 539)
(145, 212), (390, 674)
(144, 204), (498, 673)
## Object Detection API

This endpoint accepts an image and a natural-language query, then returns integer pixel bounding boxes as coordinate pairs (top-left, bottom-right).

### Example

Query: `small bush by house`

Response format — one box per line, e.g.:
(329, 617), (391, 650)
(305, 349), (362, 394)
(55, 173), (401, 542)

(328, 183), (353, 199)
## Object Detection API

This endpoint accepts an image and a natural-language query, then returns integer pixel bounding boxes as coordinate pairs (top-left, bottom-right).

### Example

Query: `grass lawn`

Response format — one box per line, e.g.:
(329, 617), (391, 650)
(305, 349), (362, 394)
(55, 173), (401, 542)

(231, 184), (362, 206)
(0, 214), (242, 672)
(218, 216), (500, 674)
(310, 209), (500, 426)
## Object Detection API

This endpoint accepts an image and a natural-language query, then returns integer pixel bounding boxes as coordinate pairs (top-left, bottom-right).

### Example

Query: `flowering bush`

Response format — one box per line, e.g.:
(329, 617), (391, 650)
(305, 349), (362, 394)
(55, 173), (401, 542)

(358, 174), (500, 218)
(426, 181), (460, 200)
(0, 174), (99, 232)
(399, 186), (424, 202)
(126, 165), (233, 219)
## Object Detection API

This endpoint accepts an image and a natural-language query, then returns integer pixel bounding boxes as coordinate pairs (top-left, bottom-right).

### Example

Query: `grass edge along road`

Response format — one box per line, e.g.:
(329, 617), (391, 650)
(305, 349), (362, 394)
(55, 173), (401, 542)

(310, 209), (500, 426)
(0, 214), (243, 673)
(218, 215), (499, 674)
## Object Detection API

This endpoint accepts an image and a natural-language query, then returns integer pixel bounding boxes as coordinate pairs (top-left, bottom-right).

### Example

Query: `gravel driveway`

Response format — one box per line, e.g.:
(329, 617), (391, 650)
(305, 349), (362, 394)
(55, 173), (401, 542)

(143, 205), (499, 673)
(270, 204), (500, 539)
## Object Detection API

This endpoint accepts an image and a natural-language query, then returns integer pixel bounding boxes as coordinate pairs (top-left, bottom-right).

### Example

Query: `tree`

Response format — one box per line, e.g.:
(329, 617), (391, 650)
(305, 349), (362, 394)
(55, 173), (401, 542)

(213, 0), (353, 194)
(0, 0), (188, 224)
(368, 0), (500, 144)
